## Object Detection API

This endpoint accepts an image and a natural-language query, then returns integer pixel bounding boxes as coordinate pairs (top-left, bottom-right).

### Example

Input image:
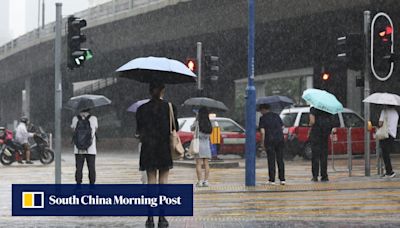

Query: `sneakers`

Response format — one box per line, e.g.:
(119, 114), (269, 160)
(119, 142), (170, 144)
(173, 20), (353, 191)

(25, 160), (34, 164)
(266, 181), (276, 185)
(385, 172), (396, 178)
(280, 181), (286, 185)
(195, 180), (209, 187)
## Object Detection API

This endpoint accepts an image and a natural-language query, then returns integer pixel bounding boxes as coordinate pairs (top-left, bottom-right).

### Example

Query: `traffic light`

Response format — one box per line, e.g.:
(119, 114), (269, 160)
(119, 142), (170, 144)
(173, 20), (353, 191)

(185, 58), (196, 72)
(336, 33), (364, 70)
(371, 13), (394, 81)
(67, 16), (92, 69)
(205, 55), (219, 81)
(321, 72), (330, 81)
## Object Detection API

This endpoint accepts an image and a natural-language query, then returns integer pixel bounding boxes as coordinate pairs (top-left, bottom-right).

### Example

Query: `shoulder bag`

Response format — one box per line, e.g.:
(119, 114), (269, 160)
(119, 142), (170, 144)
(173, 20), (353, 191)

(376, 111), (389, 140)
(168, 103), (184, 160)
(189, 121), (200, 155)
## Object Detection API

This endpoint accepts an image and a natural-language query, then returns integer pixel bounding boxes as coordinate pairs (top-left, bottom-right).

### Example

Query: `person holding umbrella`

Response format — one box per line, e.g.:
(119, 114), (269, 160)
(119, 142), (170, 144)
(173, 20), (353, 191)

(258, 104), (286, 185)
(136, 82), (178, 228)
(191, 107), (213, 187)
(302, 88), (343, 182)
(378, 105), (398, 178)
(71, 105), (98, 185)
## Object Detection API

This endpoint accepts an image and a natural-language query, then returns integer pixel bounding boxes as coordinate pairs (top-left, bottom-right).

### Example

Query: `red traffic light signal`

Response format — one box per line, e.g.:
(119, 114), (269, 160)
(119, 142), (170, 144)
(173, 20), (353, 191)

(186, 58), (196, 72)
(322, 72), (330, 81)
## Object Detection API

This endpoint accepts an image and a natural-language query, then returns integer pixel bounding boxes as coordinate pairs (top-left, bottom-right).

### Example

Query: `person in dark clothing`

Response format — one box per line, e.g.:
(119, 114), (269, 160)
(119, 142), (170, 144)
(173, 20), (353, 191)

(258, 104), (285, 185)
(309, 107), (335, 182)
(136, 82), (178, 228)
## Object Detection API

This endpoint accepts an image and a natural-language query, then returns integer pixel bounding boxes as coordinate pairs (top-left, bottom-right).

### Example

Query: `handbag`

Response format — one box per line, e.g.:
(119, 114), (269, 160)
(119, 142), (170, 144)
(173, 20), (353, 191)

(189, 121), (200, 155)
(376, 111), (389, 140)
(168, 103), (184, 160)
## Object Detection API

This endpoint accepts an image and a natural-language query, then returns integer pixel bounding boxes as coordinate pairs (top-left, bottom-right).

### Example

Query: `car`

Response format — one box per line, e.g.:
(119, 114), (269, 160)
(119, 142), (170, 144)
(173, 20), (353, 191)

(280, 106), (376, 160)
(177, 117), (263, 159)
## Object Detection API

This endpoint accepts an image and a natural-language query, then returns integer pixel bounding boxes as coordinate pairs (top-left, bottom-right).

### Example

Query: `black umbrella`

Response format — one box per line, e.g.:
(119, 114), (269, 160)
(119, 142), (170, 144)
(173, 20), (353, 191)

(256, 95), (294, 111)
(116, 56), (197, 84)
(183, 97), (229, 111)
(65, 94), (112, 111)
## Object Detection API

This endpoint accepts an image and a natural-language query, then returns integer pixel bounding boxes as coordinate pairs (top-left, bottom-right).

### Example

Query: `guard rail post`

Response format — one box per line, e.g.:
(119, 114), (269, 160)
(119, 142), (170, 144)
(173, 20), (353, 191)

(347, 127), (352, 177)
(331, 128), (336, 171)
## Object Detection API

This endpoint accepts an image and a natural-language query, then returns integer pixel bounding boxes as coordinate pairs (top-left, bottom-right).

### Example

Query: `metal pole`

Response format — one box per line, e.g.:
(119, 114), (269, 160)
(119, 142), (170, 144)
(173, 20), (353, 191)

(364, 11), (371, 176)
(331, 131), (335, 171)
(347, 128), (352, 177)
(196, 42), (202, 91)
(38, 0), (41, 29)
(245, 0), (256, 186)
(55, 3), (62, 184)
(42, 0), (46, 29)
(376, 134), (381, 175)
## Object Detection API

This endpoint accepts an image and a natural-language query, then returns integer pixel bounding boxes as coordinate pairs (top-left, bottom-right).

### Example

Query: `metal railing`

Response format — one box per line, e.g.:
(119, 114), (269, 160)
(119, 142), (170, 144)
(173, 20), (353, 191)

(0, 0), (189, 61)
(74, 76), (118, 96)
(330, 127), (375, 177)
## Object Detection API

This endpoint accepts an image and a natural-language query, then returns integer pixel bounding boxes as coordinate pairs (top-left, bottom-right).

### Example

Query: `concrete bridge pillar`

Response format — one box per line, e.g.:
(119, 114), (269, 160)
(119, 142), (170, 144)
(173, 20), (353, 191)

(22, 78), (31, 119)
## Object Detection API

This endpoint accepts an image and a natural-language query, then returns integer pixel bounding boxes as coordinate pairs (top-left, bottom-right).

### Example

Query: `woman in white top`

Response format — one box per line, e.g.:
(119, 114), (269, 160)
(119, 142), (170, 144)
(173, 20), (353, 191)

(379, 105), (399, 178)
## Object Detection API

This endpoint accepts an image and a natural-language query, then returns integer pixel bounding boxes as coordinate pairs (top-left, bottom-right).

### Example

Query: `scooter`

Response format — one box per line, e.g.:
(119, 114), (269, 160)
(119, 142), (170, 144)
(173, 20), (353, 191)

(0, 126), (54, 165)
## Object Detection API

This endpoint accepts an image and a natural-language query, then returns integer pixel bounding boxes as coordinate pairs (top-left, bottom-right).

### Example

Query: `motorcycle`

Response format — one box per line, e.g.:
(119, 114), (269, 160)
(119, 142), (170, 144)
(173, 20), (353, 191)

(0, 126), (55, 165)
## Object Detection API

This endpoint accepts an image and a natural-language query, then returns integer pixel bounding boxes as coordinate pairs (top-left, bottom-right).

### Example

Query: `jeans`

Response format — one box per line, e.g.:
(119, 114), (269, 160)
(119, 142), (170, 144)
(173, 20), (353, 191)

(266, 141), (285, 182)
(75, 154), (96, 184)
(380, 136), (394, 175)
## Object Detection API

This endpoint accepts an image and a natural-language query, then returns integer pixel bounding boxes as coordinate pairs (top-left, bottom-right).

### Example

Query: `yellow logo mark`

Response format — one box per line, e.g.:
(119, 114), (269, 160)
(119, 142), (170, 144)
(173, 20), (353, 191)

(22, 192), (44, 209)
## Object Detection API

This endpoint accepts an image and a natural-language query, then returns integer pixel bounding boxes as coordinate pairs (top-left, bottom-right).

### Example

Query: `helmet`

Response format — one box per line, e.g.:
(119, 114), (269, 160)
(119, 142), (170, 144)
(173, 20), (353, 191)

(20, 116), (28, 123)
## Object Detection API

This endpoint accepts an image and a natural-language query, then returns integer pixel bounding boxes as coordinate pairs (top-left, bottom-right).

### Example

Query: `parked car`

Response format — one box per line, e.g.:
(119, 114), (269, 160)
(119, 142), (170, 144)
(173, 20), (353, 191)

(178, 117), (263, 159)
(280, 106), (376, 160)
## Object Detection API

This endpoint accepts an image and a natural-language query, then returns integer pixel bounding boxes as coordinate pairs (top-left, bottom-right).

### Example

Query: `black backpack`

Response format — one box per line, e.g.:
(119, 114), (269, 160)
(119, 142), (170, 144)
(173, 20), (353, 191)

(73, 115), (93, 150)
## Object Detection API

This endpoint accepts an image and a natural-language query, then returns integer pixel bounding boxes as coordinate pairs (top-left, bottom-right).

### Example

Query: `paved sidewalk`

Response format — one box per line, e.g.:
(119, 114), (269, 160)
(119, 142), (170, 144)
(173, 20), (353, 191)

(1, 151), (400, 227)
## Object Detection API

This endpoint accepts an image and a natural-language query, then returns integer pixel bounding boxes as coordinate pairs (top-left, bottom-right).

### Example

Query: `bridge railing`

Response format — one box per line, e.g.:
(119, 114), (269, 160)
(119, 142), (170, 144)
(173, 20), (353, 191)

(0, 0), (184, 61)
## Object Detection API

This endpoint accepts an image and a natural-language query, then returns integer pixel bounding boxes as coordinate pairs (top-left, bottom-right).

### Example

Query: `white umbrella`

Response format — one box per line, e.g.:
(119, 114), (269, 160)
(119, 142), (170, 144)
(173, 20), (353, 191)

(116, 56), (197, 84)
(363, 92), (400, 106)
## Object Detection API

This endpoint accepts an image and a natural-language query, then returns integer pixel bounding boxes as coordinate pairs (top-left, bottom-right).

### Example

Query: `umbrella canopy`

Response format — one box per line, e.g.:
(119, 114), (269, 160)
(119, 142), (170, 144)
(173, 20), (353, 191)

(183, 97), (229, 111)
(256, 95), (294, 110)
(65, 94), (112, 111)
(127, 99), (150, 113)
(363, 92), (400, 106)
(116, 56), (197, 84)
(302, 88), (344, 114)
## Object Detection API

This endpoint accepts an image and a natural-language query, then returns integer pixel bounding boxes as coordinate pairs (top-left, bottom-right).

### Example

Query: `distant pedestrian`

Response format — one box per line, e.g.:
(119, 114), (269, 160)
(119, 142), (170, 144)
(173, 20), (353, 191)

(379, 105), (398, 178)
(136, 82), (178, 228)
(309, 107), (336, 182)
(71, 108), (98, 184)
(15, 116), (34, 164)
(258, 104), (285, 185)
(192, 107), (213, 187)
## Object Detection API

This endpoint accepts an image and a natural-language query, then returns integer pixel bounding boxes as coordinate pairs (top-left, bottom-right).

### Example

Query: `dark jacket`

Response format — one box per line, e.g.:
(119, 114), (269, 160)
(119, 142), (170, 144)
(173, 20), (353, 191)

(136, 99), (178, 171)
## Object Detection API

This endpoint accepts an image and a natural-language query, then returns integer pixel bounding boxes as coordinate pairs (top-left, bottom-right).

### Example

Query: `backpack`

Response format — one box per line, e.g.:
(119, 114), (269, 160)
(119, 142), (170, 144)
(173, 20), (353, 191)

(73, 115), (93, 150)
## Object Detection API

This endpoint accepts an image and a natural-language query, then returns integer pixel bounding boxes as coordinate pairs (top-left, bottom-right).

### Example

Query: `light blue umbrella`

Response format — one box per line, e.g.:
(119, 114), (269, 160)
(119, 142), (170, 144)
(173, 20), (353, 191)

(302, 88), (344, 114)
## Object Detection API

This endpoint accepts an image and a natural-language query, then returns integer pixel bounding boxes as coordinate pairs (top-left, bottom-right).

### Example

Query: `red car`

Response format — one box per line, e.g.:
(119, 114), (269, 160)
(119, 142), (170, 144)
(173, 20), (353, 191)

(177, 117), (263, 159)
(280, 106), (376, 160)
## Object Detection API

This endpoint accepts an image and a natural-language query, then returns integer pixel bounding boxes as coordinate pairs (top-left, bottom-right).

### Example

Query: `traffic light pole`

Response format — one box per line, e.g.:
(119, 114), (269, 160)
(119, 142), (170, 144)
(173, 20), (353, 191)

(245, 0), (256, 186)
(363, 11), (371, 176)
(55, 3), (62, 184)
(196, 42), (202, 92)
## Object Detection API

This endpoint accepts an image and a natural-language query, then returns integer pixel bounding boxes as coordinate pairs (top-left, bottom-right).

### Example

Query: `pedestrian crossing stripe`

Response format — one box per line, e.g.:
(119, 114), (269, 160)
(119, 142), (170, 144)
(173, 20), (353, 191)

(22, 192), (44, 209)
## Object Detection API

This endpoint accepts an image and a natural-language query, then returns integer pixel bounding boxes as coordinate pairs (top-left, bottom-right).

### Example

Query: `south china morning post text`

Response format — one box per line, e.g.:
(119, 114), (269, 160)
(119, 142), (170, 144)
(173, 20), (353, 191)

(12, 184), (193, 216)
(48, 194), (182, 207)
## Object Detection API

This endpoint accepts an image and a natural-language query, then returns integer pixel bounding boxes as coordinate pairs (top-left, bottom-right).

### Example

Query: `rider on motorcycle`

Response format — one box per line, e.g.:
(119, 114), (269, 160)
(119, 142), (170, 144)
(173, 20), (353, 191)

(15, 116), (34, 164)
